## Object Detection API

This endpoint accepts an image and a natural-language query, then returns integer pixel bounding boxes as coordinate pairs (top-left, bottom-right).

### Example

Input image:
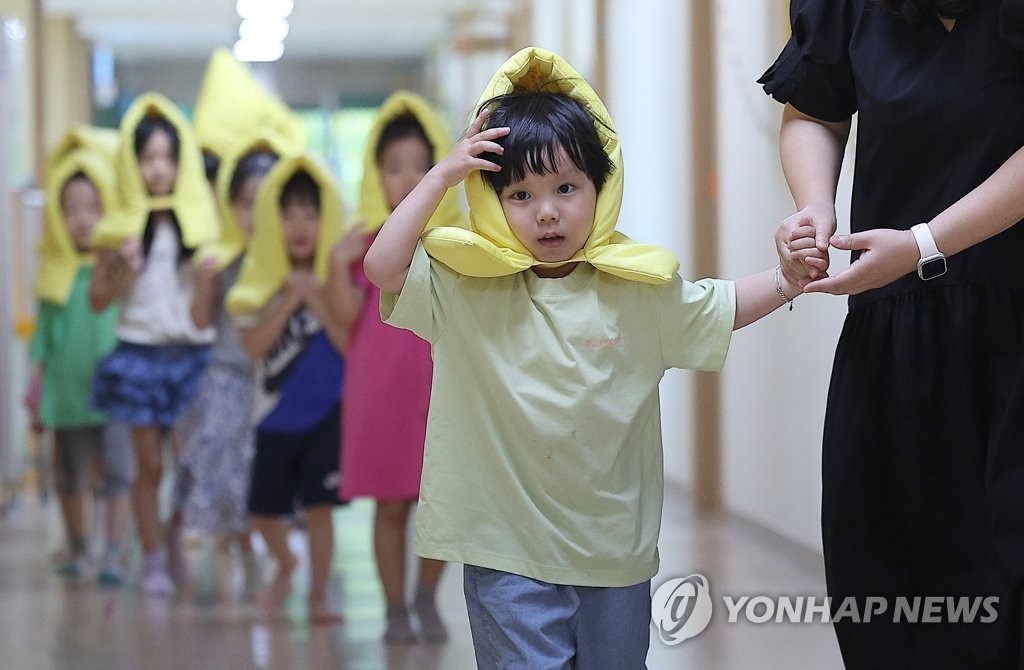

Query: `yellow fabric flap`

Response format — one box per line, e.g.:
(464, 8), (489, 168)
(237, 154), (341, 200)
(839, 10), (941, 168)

(226, 154), (346, 315)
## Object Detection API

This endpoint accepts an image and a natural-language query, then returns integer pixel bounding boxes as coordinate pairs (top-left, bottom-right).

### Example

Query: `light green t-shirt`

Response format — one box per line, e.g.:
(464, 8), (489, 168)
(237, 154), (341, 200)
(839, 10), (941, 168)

(382, 243), (736, 587)
(29, 266), (119, 427)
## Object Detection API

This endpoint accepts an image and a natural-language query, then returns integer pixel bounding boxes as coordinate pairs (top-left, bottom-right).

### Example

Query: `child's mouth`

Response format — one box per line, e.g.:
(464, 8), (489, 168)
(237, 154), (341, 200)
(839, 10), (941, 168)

(538, 235), (564, 248)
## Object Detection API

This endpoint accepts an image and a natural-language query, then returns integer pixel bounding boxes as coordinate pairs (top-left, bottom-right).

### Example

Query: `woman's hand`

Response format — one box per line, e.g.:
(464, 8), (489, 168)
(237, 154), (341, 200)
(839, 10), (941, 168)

(803, 228), (919, 295)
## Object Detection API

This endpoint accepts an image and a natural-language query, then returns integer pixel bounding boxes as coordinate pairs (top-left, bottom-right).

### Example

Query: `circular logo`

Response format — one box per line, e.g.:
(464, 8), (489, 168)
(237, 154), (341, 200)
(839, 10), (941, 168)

(651, 574), (713, 645)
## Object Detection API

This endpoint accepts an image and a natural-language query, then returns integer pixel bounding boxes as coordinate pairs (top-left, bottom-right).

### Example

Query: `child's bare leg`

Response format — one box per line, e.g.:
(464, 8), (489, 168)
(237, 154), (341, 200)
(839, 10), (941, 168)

(252, 514), (297, 617)
(131, 425), (164, 553)
(415, 558), (448, 642)
(375, 499), (415, 642)
(305, 504), (342, 625)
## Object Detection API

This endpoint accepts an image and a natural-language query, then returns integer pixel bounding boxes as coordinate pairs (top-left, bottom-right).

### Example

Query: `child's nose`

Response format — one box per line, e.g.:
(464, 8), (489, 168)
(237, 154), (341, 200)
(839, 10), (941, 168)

(537, 199), (558, 223)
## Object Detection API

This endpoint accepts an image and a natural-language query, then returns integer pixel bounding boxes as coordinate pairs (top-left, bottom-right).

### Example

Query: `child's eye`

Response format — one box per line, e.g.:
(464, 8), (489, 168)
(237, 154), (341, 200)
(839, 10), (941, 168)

(508, 191), (530, 202)
(557, 183), (577, 194)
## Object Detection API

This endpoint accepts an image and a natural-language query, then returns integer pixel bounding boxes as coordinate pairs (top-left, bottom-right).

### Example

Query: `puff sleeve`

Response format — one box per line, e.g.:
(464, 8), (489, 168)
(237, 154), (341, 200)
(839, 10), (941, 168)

(999, 0), (1024, 49)
(758, 0), (858, 122)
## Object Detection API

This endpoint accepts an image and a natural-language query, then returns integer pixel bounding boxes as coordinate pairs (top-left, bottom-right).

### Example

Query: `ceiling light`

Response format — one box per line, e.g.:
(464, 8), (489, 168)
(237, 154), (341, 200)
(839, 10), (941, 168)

(232, 38), (285, 63)
(239, 18), (289, 43)
(236, 0), (294, 21)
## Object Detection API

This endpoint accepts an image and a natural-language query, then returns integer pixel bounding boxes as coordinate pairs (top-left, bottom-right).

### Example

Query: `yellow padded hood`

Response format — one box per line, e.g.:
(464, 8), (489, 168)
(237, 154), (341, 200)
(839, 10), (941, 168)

(36, 131), (118, 305)
(226, 155), (346, 315)
(202, 132), (296, 269)
(422, 47), (678, 284)
(44, 125), (118, 175)
(357, 90), (464, 233)
(193, 48), (307, 161)
(90, 92), (220, 253)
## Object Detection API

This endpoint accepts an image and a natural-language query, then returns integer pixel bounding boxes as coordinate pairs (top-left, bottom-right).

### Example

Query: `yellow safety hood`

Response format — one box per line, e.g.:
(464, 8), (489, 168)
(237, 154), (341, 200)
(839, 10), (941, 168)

(357, 90), (464, 233)
(226, 155), (346, 315)
(36, 137), (117, 305)
(422, 47), (678, 284)
(192, 48), (306, 161)
(90, 92), (219, 253)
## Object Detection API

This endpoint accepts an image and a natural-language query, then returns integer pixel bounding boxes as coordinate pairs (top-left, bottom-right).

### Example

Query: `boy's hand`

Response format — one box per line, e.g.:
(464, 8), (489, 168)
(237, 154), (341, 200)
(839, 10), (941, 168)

(285, 269), (322, 305)
(433, 108), (510, 188)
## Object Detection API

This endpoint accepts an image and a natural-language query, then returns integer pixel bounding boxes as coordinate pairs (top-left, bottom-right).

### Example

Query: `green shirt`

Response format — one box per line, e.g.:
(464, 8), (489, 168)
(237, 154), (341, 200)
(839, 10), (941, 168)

(382, 243), (736, 587)
(29, 266), (119, 427)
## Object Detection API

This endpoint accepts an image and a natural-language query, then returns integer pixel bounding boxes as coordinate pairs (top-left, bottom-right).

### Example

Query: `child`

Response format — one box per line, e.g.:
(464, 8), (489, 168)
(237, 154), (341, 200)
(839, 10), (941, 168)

(364, 48), (803, 667)
(29, 129), (134, 586)
(89, 93), (221, 597)
(226, 155), (352, 625)
(337, 91), (464, 644)
(171, 136), (288, 600)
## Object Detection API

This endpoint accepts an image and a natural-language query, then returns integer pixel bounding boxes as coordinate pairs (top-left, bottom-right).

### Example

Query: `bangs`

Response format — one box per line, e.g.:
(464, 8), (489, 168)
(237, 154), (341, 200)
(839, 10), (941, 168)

(477, 91), (613, 194)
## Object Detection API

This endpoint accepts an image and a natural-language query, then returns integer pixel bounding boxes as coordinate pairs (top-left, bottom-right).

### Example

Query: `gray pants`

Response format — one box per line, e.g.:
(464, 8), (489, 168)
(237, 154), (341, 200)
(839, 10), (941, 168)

(53, 423), (135, 497)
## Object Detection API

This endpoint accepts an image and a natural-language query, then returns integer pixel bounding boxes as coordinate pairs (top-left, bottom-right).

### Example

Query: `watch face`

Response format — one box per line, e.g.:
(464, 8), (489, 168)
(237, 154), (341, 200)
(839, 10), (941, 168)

(919, 257), (947, 281)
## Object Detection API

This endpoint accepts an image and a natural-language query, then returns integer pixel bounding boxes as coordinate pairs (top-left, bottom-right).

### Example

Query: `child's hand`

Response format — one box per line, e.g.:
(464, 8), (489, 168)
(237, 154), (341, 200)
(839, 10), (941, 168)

(433, 108), (510, 188)
(118, 237), (144, 275)
(285, 269), (322, 305)
(332, 226), (369, 269)
(196, 254), (219, 286)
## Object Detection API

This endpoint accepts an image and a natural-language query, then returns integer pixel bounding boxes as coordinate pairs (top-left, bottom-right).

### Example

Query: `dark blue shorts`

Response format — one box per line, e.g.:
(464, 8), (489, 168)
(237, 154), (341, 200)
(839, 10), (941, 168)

(247, 404), (344, 516)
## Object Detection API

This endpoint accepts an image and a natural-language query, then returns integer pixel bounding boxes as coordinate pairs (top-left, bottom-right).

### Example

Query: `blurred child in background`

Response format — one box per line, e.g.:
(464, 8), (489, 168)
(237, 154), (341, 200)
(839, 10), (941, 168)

(336, 91), (464, 644)
(227, 155), (354, 625)
(89, 94), (221, 596)
(172, 137), (287, 600)
(29, 127), (134, 586)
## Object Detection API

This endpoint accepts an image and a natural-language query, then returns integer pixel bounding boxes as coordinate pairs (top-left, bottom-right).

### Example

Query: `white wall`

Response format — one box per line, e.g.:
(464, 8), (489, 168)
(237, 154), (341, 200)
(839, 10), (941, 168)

(715, 0), (853, 551)
(605, 0), (696, 486)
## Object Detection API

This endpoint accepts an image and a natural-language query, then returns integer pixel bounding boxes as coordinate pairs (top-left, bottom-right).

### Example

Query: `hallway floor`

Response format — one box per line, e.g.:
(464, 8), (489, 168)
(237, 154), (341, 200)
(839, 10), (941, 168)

(0, 483), (843, 669)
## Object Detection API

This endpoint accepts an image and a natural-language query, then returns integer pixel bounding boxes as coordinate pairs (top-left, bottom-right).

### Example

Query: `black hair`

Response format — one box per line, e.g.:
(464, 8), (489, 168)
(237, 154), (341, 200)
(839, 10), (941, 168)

(229, 150), (278, 202)
(476, 90), (614, 195)
(141, 213), (193, 263)
(867, 0), (976, 23)
(134, 114), (180, 161)
(279, 169), (320, 211)
(376, 114), (433, 163)
(202, 150), (220, 183)
(61, 171), (91, 191)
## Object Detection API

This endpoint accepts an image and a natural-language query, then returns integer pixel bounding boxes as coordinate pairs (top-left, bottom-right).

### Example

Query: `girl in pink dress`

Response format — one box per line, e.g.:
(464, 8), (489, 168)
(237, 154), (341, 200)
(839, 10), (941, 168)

(337, 91), (464, 644)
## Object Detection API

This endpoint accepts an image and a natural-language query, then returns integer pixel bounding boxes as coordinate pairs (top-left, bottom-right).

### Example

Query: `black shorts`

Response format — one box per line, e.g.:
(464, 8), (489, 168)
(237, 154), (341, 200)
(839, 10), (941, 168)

(248, 404), (343, 516)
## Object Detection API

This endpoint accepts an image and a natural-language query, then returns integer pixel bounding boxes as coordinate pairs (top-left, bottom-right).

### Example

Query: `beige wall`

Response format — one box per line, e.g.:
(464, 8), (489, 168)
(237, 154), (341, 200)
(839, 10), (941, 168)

(0, 2), (92, 178)
(41, 16), (92, 154)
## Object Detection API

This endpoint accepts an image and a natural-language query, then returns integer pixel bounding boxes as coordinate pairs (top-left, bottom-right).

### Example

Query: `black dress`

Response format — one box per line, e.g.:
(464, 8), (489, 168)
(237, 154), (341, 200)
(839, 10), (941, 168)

(761, 0), (1024, 667)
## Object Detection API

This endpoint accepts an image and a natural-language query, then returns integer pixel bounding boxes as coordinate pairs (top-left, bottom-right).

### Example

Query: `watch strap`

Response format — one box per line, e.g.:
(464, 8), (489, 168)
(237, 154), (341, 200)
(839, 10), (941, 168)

(910, 223), (941, 259)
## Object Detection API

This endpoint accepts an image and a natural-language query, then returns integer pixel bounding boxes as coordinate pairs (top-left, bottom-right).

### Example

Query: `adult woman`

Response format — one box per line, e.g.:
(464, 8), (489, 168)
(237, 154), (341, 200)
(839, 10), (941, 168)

(761, 0), (1024, 666)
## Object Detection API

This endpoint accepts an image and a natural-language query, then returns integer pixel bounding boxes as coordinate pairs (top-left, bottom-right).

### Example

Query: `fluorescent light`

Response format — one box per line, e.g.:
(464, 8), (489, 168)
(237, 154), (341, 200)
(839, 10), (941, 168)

(239, 18), (289, 43)
(236, 0), (294, 20)
(232, 38), (285, 62)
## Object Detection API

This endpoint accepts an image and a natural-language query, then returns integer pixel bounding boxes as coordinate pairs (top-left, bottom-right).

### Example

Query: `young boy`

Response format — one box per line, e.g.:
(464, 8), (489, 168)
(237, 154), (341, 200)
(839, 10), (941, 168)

(228, 156), (356, 625)
(31, 137), (134, 586)
(364, 48), (804, 667)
